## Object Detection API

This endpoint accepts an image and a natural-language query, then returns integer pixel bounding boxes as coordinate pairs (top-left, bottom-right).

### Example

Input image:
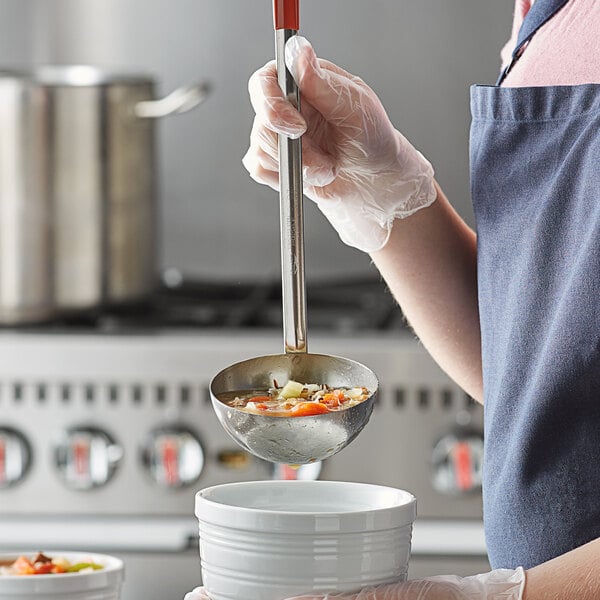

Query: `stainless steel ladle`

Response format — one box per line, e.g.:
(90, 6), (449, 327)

(209, 0), (378, 464)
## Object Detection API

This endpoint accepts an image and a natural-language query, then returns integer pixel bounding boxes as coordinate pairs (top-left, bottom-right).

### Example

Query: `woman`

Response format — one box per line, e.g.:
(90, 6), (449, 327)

(188, 0), (600, 597)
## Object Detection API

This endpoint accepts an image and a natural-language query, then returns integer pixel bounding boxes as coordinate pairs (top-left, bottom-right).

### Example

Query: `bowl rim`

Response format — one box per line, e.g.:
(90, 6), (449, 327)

(196, 480), (417, 531)
(0, 551), (124, 580)
(210, 353), (380, 395)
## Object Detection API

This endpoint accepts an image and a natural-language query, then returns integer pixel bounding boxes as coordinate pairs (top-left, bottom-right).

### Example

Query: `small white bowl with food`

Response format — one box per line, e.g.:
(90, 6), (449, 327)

(195, 480), (416, 600)
(0, 551), (124, 599)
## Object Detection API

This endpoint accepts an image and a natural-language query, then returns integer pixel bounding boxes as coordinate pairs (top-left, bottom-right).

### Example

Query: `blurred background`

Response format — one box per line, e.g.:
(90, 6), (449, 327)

(0, 0), (512, 281)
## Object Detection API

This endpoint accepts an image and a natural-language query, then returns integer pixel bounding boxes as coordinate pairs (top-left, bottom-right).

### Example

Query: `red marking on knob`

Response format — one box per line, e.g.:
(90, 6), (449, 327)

(162, 438), (179, 486)
(281, 465), (298, 480)
(73, 440), (89, 477)
(454, 441), (473, 491)
(274, 0), (299, 30)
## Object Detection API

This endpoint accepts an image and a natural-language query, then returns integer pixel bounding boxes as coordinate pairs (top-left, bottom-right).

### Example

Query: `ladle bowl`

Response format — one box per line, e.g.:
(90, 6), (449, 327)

(210, 353), (378, 464)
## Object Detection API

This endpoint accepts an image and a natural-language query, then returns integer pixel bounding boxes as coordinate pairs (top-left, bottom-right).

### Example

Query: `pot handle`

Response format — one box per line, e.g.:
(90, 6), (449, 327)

(134, 81), (211, 118)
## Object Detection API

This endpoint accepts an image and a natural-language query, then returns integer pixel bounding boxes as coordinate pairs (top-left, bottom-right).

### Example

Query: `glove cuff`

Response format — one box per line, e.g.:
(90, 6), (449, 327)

(314, 149), (436, 254)
(461, 566), (526, 599)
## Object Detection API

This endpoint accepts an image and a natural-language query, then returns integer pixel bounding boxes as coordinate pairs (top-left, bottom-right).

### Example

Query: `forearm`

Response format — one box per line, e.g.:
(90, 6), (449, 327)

(524, 537), (600, 599)
(371, 181), (483, 402)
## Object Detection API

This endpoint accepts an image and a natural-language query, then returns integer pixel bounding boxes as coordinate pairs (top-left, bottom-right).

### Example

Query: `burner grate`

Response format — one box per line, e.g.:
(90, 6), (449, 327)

(0, 278), (407, 333)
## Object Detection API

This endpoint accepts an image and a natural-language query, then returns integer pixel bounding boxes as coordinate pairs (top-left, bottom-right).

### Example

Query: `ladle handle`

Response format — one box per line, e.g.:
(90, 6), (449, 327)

(275, 2), (307, 354)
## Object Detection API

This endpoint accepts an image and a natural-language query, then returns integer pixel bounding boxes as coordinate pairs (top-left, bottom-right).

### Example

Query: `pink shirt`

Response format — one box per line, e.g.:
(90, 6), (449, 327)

(501, 0), (600, 87)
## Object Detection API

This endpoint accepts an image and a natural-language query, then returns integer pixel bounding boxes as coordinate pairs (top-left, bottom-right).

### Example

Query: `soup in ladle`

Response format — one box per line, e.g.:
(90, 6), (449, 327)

(220, 379), (371, 417)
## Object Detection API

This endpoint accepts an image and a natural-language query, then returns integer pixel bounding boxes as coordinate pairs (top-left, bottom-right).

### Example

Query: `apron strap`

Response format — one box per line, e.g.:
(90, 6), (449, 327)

(496, 0), (570, 85)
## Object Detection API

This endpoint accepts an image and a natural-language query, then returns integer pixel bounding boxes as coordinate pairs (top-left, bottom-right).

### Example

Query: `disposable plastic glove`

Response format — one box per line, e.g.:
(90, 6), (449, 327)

(184, 567), (525, 600)
(243, 36), (437, 253)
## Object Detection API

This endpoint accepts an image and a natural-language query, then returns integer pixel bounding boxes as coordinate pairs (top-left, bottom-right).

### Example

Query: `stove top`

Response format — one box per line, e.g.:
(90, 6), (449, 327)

(4, 277), (407, 334)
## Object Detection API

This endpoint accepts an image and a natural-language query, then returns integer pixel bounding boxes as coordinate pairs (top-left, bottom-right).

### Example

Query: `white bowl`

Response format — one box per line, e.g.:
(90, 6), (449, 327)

(196, 481), (416, 600)
(0, 551), (124, 600)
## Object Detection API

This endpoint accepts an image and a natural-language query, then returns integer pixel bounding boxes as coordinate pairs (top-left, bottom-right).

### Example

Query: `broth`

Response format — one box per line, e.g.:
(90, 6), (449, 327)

(218, 380), (370, 417)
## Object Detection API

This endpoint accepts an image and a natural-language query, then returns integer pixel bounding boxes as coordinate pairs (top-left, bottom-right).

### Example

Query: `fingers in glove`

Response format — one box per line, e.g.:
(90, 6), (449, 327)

(284, 581), (447, 600)
(248, 59), (307, 138)
(243, 116), (279, 189)
(243, 148), (333, 193)
(285, 36), (362, 122)
(244, 115), (337, 189)
(183, 586), (211, 600)
(248, 116), (279, 163)
(288, 584), (398, 600)
(301, 134), (337, 187)
(242, 149), (280, 191)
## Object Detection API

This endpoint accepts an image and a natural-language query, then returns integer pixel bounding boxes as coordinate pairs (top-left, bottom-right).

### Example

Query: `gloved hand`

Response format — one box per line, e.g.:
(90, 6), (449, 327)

(184, 567), (525, 600)
(184, 588), (209, 600)
(243, 36), (437, 253)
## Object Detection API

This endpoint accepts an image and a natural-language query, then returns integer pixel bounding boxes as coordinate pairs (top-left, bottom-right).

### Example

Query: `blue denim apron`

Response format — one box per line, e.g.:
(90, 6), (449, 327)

(470, 0), (600, 569)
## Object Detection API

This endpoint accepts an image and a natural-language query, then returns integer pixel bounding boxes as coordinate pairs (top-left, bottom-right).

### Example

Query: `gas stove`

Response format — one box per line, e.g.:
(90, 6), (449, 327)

(0, 275), (484, 514)
(0, 277), (488, 599)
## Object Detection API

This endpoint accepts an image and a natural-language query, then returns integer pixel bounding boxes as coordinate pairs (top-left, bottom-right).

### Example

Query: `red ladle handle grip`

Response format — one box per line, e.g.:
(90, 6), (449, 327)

(274, 0), (299, 30)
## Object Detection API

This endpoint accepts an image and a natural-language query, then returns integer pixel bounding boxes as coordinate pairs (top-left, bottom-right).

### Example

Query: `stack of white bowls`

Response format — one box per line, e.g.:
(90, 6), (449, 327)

(0, 552), (124, 600)
(196, 480), (417, 600)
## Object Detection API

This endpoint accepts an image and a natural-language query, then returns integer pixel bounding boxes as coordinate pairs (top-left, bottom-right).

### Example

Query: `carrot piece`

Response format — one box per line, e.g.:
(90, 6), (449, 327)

(33, 563), (54, 575)
(322, 393), (340, 407)
(248, 396), (272, 403)
(290, 402), (330, 416)
(255, 403), (269, 410)
(323, 390), (348, 407)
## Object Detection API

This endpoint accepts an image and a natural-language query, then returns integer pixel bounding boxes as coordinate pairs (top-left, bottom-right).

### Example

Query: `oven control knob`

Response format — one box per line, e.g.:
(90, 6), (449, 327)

(142, 426), (204, 488)
(55, 427), (123, 491)
(0, 427), (32, 489)
(431, 432), (484, 495)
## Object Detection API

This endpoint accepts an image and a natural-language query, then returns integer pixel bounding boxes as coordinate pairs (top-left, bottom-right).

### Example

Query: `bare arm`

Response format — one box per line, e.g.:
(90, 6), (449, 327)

(524, 537), (600, 599)
(371, 182), (483, 402)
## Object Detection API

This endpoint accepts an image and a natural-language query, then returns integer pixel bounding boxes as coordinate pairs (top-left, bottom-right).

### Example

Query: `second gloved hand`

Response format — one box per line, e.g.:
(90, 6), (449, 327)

(184, 568), (525, 600)
(295, 569), (526, 600)
(243, 36), (437, 253)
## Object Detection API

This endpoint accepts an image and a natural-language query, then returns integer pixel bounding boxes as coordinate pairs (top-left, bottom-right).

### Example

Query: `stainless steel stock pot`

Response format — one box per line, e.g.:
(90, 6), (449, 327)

(0, 66), (209, 324)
